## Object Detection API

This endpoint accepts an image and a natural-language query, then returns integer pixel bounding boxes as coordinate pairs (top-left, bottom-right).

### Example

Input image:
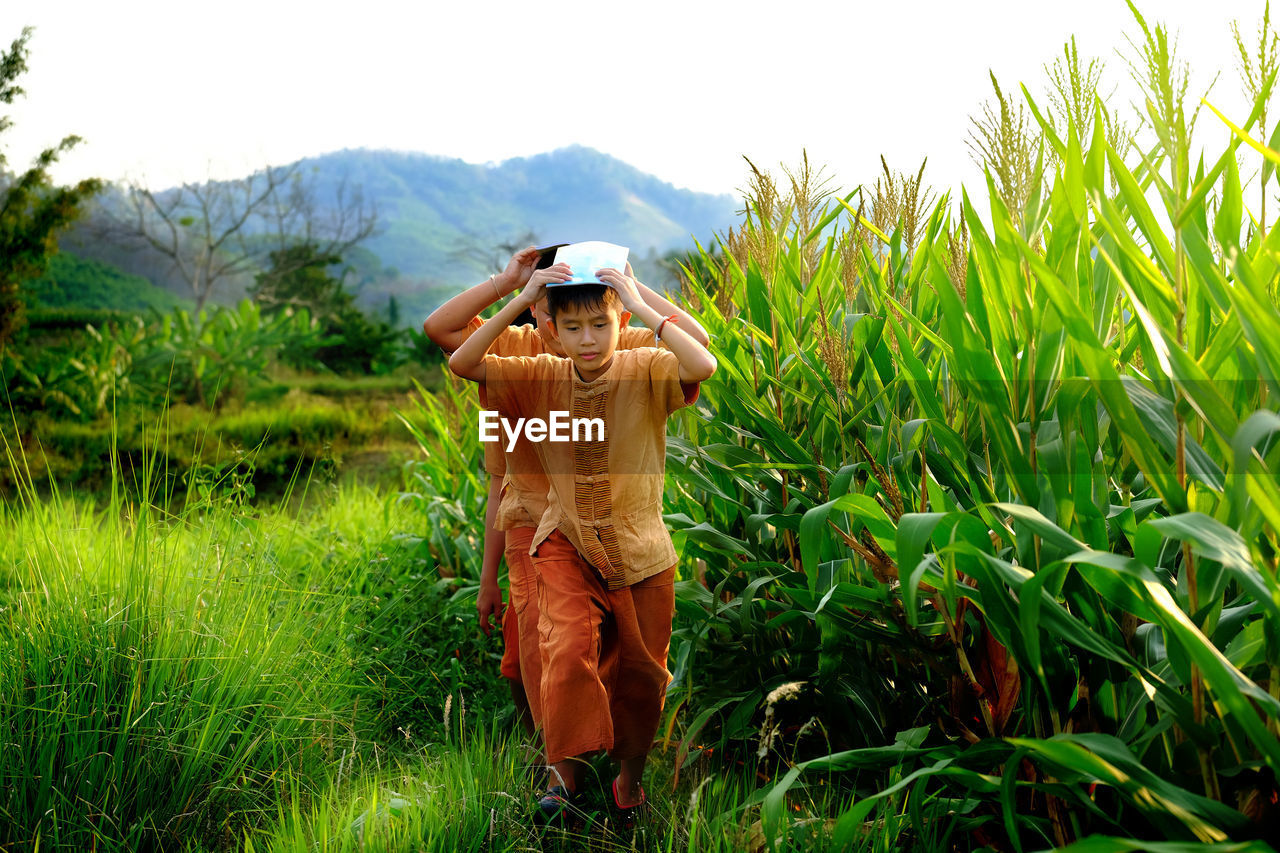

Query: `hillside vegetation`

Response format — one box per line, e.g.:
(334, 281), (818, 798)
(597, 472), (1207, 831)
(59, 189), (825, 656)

(61, 146), (739, 326)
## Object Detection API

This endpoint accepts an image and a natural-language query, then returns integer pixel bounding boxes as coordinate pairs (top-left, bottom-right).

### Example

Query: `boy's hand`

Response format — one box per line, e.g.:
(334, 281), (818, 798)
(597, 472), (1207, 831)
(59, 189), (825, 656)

(596, 267), (642, 312)
(516, 262), (571, 307)
(477, 580), (504, 637)
(497, 246), (541, 296)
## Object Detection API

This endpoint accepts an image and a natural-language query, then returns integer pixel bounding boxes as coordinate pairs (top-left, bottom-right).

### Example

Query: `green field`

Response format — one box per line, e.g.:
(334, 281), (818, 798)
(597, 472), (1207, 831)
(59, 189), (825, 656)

(5, 8), (1280, 851)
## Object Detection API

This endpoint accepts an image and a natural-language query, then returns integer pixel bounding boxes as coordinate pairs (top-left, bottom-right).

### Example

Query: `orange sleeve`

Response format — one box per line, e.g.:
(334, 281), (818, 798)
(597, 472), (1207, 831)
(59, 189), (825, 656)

(619, 325), (659, 350)
(441, 316), (485, 353)
(490, 324), (546, 358)
(482, 354), (546, 417)
(647, 348), (699, 413)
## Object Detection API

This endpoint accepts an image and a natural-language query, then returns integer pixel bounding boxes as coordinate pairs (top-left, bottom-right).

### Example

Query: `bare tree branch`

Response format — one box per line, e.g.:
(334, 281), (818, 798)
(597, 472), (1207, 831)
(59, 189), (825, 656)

(114, 162), (378, 312)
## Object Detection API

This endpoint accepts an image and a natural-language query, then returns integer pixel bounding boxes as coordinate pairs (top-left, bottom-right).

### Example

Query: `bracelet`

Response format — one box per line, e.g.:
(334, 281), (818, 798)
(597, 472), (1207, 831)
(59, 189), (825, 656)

(655, 314), (679, 342)
(488, 273), (503, 300)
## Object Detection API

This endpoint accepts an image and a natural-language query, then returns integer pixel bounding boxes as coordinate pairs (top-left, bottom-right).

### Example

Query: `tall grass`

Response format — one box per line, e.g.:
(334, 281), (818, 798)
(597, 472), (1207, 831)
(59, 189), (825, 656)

(0, 418), (476, 850)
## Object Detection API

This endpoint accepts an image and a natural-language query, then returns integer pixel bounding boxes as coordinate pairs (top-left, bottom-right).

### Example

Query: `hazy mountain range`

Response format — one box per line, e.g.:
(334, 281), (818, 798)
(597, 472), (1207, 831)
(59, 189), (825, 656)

(59, 146), (741, 325)
(316, 145), (738, 277)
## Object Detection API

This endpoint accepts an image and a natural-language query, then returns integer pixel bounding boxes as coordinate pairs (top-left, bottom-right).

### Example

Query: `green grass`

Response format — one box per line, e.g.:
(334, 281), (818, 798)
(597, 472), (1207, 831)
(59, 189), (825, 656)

(1, 383), (432, 501)
(1, 499), (351, 847)
(245, 726), (858, 853)
(0, 457), (860, 852)
(14, 7), (1280, 849)
(244, 368), (442, 404)
(0, 429), (499, 850)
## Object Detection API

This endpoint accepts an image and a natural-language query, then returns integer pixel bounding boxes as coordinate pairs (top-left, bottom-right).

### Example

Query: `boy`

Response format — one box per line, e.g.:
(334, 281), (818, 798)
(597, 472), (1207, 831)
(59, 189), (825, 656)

(423, 248), (707, 744)
(449, 261), (715, 824)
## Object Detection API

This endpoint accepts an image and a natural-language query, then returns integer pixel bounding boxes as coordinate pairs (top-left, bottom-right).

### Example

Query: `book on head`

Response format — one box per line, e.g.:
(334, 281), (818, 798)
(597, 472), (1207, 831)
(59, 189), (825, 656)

(549, 241), (630, 286)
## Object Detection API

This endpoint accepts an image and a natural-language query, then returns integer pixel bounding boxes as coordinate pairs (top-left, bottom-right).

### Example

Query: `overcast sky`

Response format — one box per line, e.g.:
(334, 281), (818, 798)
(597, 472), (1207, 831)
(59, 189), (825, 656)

(0, 0), (1271, 200)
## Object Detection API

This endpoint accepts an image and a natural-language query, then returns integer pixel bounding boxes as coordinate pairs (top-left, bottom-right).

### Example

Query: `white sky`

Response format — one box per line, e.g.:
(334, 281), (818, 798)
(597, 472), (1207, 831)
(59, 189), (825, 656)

(0, 0), (1271, 200)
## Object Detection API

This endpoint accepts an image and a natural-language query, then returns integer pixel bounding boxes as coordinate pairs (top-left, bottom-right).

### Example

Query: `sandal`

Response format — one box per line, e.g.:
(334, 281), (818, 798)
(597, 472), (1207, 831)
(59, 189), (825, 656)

(610, 777), (647, 831)
(536, 785), (590, 826)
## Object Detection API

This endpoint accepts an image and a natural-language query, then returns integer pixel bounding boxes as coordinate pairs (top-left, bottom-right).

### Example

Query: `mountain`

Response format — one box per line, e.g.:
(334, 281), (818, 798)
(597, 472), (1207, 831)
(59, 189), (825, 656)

(304, 145), (736, 278)
(63, 146), (739, 326)
(291, 146), (738, 322)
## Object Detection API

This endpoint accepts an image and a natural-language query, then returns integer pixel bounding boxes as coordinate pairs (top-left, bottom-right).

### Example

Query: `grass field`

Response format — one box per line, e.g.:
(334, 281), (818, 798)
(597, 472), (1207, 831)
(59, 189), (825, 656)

(0, 451), (861, 852)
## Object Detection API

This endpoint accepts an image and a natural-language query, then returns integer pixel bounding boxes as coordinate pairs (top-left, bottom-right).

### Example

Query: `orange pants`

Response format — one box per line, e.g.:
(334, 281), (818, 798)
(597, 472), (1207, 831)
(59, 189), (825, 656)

(499, 526), (543, 727)
(533, 530), (675, 765)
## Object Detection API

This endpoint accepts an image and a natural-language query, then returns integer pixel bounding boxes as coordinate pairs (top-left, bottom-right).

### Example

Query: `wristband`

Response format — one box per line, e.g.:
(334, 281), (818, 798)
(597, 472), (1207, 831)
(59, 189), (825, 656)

(488, 273), (503, 300)
(655, 314), (679, 342)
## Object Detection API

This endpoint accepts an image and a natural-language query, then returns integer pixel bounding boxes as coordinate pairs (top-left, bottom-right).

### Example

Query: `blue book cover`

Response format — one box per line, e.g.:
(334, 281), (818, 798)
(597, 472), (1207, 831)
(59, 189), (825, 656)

(550, 241), (630, 285)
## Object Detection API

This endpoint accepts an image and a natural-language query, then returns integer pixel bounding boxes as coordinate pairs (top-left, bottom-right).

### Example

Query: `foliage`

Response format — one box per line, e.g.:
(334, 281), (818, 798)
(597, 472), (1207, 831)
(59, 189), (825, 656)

(870, 155), (936, 257)
(11, 5), (1280, 850)
(115, 162), (377, 313)
(0, 432), (514, 851)
(657, 14), (1280, 849)
(253, 242), (407, 375)
(0, 27), (102, 347)
(1, 299), (321, 418)
(0, 481), (356, 849)
(251, 243), (348, 317)
(403, 325), (448, 369)
(245, 728), (858, 852)
(396, 370), (486, 582)
(1232, 0), (1280, 237)
(1045, 36), (1131, 169)
(967, 70), (1045, 228)
(21, 250), (186, 312)
(0, 391), (425, 499)
(23, 305), (130, 331)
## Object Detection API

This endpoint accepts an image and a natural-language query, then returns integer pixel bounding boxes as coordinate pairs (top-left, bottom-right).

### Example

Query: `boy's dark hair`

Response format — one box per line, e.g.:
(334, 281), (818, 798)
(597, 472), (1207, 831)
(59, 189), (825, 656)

(546, 284), (623, 322)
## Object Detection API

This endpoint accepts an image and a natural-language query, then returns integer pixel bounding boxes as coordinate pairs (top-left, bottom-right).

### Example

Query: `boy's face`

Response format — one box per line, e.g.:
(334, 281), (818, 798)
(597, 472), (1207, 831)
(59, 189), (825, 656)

(549, 300), (630, 381)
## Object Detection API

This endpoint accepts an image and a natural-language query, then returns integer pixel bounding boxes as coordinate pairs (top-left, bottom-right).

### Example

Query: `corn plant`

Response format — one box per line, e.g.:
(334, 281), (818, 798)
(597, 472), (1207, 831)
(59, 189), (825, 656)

(396, 371), (485, 582)
(663, 18), (1280, 846)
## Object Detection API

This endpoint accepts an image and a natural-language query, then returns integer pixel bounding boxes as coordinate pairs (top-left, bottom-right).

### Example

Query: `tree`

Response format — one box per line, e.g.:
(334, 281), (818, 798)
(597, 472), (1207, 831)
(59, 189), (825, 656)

(250, 242), (348, 319)
(0, 27), (102, 348)
(449, 229), (539, 275)
(252, 242), (403, 374)
(116, 162), (377, 313)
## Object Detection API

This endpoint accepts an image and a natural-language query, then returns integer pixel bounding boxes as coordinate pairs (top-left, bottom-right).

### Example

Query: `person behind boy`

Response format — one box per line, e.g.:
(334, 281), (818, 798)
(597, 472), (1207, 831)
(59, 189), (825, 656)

(423, 247), (707, 746)
(449, 261), (716, 825)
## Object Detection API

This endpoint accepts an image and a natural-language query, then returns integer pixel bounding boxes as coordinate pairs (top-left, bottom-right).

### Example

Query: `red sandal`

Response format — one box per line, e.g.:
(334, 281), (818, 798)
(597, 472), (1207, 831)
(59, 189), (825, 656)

(610, 777), (647, 831)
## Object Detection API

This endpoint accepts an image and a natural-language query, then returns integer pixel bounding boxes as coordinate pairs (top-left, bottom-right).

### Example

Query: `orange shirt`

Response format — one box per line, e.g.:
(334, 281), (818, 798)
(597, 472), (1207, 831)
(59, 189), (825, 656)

(483, 347), (698, 588)
(459, 316), (657, 531)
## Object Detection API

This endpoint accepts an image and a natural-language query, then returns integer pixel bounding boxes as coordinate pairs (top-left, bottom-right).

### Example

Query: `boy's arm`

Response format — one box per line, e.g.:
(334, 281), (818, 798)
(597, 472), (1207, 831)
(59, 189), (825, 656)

(450, 263), (571, 382)
(599, 268), (717, 383)
(625, 262), (711, 347)
(424, 247), (541, 352)
(476, 475), (505, 636)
